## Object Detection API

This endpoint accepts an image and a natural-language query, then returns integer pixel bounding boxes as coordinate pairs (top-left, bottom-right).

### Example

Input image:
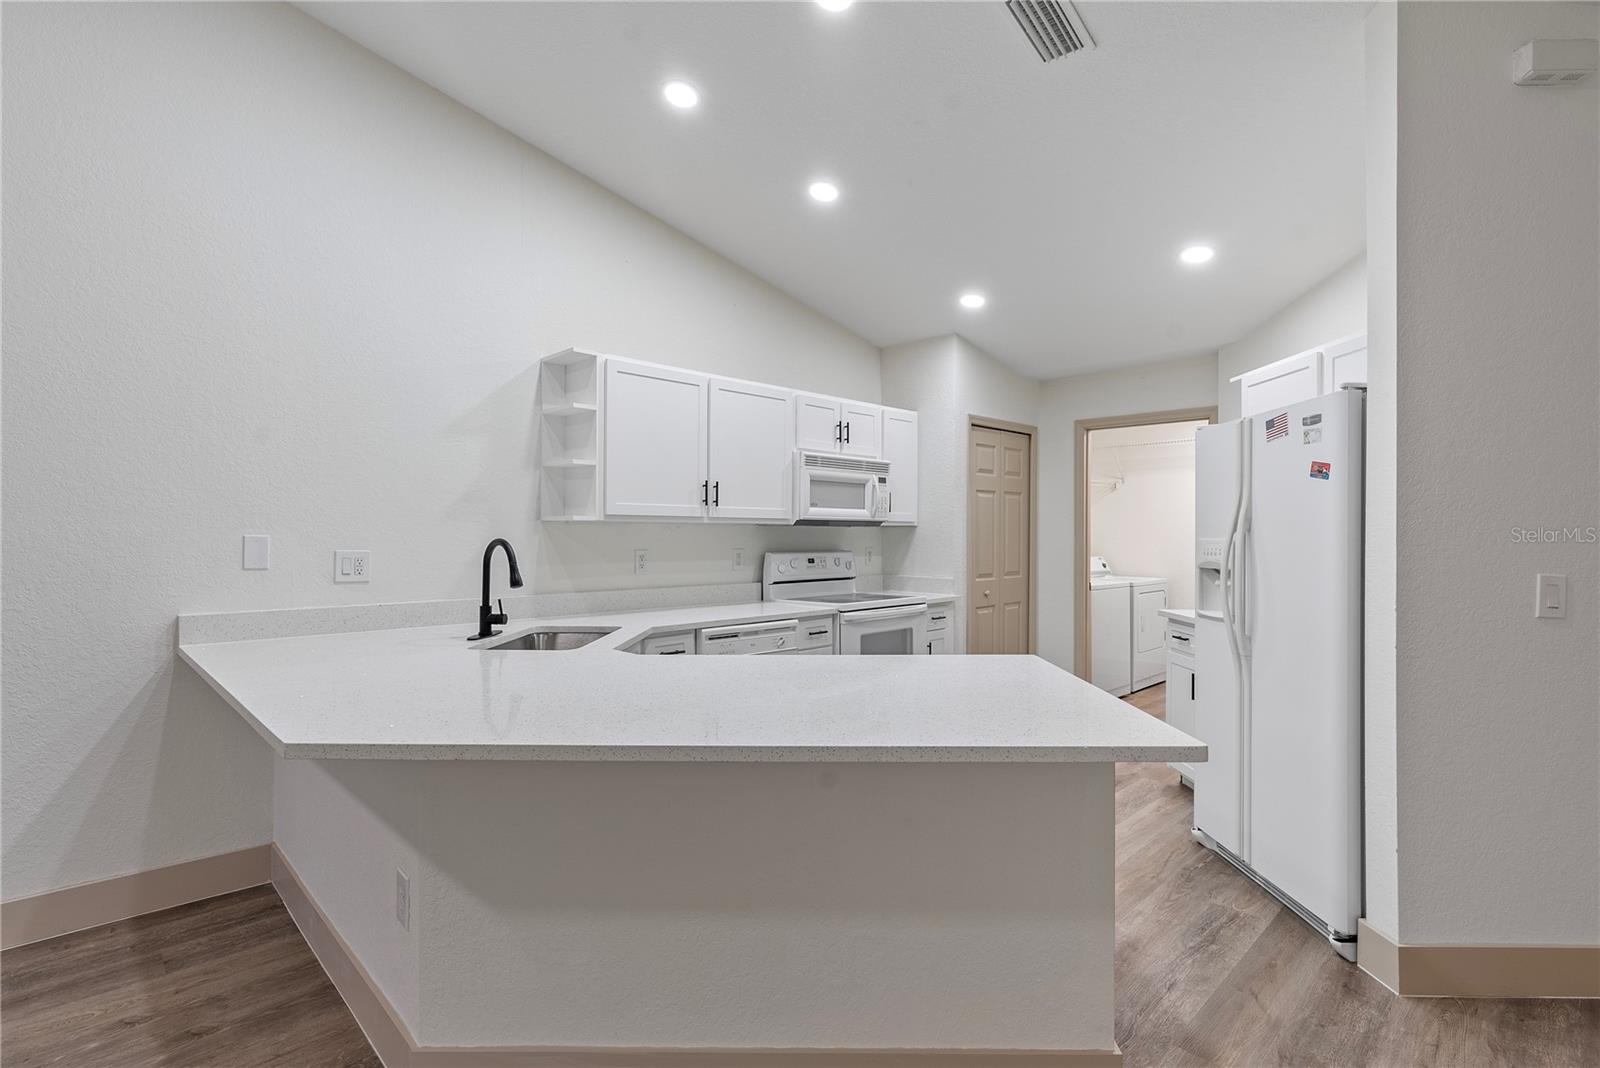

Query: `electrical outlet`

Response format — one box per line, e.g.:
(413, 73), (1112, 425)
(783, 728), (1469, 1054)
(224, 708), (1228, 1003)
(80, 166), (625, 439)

(335, 550), (371, 583)
(865, 546), (874, 566)
(395, 869), (410, 930)
(732, 547), (745, 570)
(634, 549), (648, 575)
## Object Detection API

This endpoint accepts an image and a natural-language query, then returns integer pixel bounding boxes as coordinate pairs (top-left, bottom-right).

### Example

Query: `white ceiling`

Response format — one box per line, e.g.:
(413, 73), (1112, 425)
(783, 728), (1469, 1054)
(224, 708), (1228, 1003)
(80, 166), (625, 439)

(303, 1), (1366, 380)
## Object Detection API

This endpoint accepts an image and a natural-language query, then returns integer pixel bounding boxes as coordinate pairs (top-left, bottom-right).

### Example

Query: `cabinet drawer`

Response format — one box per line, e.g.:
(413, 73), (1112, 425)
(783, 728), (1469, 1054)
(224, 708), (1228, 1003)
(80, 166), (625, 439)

(925, 607), (951, 633)
(639, 630), (695, 655)
(1166, 626), (1194, 656)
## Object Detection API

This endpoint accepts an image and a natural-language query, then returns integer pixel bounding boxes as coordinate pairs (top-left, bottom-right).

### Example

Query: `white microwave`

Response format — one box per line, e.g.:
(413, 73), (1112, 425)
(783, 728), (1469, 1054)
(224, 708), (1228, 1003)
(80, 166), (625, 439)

(794, 451), (890, 525)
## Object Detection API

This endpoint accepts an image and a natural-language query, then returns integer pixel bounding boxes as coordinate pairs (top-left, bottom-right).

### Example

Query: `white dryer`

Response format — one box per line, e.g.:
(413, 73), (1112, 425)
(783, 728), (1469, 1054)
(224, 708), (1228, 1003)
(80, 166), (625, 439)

(1087, 556), (1168, 695)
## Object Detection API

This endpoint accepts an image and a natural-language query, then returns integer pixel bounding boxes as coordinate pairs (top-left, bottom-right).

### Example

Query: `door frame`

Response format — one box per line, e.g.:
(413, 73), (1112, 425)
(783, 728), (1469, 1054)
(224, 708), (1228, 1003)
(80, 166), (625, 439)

(1072, 406), (1217, 679)
(966, 416), (1039, 654)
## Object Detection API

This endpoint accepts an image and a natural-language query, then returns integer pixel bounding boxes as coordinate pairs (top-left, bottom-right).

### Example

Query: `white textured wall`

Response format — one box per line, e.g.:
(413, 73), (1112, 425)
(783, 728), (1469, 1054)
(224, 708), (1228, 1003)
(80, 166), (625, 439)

(1035, 355), (1219, 672)
(880, 335), (1039, 602)
(1087, 423), (1206, 611)
(1362, 0), (1400, 941)
(1392, 0), (1599, 945)
(1216, 255), (1368, 423)
(1, 2), (881, 900)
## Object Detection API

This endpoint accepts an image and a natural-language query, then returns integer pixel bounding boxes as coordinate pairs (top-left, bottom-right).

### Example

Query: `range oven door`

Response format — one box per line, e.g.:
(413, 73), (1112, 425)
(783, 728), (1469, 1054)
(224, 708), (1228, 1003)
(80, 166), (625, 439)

(838, 605), (927, 655)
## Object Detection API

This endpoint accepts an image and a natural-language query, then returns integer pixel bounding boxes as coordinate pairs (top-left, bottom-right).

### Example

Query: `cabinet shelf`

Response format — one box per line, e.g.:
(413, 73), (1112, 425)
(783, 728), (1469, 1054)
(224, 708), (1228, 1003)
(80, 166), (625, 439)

(541, 401), (598, 417)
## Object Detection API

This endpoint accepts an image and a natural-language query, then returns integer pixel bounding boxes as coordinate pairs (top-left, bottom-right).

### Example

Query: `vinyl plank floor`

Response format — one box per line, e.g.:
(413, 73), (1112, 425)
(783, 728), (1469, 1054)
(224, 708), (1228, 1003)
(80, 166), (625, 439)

(1, 885), (378, 1068)
(1114, 686), (1600, 1068)
(4, 691), (1595, 1067)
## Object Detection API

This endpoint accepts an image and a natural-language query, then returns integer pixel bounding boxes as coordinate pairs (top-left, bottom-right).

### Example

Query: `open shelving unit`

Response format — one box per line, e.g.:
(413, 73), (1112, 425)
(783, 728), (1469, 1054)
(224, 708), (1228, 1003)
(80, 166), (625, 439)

(538, 349), (603, 521)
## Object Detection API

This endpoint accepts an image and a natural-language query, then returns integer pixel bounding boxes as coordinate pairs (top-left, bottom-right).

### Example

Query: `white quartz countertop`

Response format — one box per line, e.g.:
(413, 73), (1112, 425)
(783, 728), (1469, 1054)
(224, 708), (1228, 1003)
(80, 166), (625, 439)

(179, 600), (1204, 764)
(1158, 607), (1197, 624)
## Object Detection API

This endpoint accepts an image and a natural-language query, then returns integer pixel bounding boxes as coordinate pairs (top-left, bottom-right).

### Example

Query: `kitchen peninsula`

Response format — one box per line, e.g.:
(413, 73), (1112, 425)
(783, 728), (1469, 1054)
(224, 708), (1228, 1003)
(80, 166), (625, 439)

(179, 603), (1203, 1065)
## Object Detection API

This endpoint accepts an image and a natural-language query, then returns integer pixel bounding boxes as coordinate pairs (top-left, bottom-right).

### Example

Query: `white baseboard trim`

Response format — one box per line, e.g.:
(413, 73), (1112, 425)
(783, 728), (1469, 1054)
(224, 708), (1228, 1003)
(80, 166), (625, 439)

(1, 845), (271, 950)
(271, 846), (1121, 1067)
(1358, 918), (1599, 998)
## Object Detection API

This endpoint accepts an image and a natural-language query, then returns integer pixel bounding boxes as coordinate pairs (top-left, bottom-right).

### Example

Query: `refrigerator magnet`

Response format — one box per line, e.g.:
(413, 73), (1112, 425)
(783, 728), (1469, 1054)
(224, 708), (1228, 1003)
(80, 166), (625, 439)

(1310, 461), (1331, 480)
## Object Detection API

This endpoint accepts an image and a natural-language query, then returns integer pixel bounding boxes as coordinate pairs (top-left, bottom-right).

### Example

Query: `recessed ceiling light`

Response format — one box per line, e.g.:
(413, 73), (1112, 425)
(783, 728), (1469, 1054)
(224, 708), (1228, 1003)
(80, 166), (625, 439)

(661, 81), (699, 110)
(959, 292), (987, 310)
(1179, 244), (1215, 265)
(817, 0), (854, 11)
(808, 180), (840, 203)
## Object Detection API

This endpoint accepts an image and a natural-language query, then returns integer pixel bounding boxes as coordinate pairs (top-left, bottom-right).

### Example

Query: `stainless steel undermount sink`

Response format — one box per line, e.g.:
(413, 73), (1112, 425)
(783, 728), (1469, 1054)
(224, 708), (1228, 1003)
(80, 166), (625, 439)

(486, 627), (617, 651)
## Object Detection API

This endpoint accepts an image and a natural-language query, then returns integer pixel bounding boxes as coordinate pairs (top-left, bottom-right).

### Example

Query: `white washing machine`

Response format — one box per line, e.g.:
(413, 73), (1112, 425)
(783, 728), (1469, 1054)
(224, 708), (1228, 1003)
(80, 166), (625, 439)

(1088, 556), (1168, 695)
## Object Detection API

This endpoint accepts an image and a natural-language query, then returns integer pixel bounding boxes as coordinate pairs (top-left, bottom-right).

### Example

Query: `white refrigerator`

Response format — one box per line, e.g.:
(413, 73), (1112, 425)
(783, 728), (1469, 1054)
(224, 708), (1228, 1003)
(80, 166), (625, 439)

(1191, 387), (1364, 960)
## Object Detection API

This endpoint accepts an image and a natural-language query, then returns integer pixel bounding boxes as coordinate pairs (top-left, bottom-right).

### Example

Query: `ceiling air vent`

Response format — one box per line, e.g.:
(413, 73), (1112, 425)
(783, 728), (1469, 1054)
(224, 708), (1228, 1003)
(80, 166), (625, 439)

(1007, 0), (1095, 63)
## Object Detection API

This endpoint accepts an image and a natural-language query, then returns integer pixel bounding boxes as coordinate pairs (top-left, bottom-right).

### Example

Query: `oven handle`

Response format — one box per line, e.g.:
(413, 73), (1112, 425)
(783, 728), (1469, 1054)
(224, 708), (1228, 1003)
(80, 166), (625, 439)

(839, 606), (927, 625)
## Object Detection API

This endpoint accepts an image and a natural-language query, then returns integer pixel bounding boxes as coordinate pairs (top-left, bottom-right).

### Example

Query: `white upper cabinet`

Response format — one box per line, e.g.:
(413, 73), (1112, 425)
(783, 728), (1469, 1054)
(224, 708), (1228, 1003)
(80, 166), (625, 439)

(707, 377), (794, 521)
(840, 401), (881, 458)
(1238, 349), (1321, 417)
(1322, 333), (1367, 391)
(795, 392), (844, 453)
(550, 351), (915, 526)
(795, 393), (882, 457)
(1237, 333), (1368, 419)
(604, 360), (708, 518)
(879, 407), (918, 525)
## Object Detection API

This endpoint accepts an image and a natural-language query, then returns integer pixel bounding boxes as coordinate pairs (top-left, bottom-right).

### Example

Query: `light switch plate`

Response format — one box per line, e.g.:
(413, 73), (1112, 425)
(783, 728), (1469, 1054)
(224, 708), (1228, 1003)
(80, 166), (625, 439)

(335, 550), (370, 583)
(1535, 573), (1567, 618)
(242, 534), (271, 570)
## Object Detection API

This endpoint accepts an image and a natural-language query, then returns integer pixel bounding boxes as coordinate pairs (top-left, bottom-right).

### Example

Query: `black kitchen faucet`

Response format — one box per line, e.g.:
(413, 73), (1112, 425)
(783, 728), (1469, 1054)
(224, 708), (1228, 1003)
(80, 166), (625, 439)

(470, 538), (523, 640)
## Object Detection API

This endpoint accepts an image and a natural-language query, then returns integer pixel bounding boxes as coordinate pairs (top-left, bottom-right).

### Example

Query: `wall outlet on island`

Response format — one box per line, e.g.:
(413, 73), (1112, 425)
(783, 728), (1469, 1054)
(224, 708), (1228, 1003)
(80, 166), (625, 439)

(334, 550), (370, 583)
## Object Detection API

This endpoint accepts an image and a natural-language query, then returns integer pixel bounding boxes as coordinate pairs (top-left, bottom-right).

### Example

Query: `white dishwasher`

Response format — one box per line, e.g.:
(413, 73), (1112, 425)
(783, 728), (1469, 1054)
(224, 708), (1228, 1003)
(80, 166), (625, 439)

(697, 617), (836, 655)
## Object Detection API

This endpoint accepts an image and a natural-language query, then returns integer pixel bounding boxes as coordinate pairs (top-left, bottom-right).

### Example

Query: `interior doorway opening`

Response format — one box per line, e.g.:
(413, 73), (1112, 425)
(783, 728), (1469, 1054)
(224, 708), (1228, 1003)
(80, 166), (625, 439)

(1073, 408), (1216, 687)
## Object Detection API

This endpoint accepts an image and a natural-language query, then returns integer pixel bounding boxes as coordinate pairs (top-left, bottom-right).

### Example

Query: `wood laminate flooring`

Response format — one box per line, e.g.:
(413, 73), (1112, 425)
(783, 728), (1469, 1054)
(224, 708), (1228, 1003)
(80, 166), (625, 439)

(2, 681), (1595, 1067)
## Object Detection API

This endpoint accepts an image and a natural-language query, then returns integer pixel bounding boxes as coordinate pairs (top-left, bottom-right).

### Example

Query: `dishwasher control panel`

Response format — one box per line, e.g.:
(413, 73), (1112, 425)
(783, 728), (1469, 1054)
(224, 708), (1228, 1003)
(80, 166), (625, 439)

(698, 616), (836, 655)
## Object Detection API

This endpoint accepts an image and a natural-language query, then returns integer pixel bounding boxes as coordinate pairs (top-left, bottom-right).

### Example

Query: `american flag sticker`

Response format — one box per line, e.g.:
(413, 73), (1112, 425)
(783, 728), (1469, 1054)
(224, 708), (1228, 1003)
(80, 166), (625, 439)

(1265, 411), (1289, 443)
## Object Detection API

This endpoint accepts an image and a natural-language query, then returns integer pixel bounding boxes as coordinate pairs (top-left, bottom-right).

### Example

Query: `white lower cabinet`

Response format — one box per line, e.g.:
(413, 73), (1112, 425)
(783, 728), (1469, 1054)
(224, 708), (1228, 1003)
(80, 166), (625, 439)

(1165, 619), (1197, 782)
(923, 605), (951, 654)
(603, 361), (708, 518)
(707, 377), (793, 521)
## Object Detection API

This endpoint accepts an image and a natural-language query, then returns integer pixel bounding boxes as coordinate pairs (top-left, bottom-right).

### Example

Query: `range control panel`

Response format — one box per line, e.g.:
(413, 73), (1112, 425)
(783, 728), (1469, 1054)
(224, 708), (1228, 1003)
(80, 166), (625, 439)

(764, 551), (855, 581)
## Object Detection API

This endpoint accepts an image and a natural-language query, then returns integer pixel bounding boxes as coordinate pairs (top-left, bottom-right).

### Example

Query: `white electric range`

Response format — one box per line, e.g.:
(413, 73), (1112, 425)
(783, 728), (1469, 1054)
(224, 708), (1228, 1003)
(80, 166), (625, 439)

(762, 551), (928, 655)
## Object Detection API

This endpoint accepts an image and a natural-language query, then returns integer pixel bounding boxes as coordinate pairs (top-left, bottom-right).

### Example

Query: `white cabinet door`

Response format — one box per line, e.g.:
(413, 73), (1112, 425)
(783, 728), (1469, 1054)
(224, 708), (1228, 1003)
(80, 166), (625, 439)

(840, 401), (881, 458)
(795, 393), (843, 453)
(604, 360), (708, 518)
(1133, 585), (1168, 689)
(1239, 349), (1321, 418)
(925, 633), (950, 655)
(879, 407), (918, 524)
(1322, 334), (1367, 391)
(708, 377), (794, 521)
(1166, 661), (1196, 779)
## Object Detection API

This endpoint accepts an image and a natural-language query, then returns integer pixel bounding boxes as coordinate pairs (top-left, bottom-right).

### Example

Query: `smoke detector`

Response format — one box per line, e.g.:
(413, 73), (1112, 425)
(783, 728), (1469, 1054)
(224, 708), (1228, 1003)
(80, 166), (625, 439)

(1007, 1), (1095, 63)
(1512, 39), (1597, 86)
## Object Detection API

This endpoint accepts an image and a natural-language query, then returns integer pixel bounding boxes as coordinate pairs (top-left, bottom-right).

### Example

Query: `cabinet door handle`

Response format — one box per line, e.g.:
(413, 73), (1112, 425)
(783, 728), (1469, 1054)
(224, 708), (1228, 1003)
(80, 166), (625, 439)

(701, 480), (709, 506)
(1191, 674), (1196, 701)
(835, 420), (843, 443)
(926, 642), (933, 654)
(712, 481), (719, 506)
(844, 421), (851, 444)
